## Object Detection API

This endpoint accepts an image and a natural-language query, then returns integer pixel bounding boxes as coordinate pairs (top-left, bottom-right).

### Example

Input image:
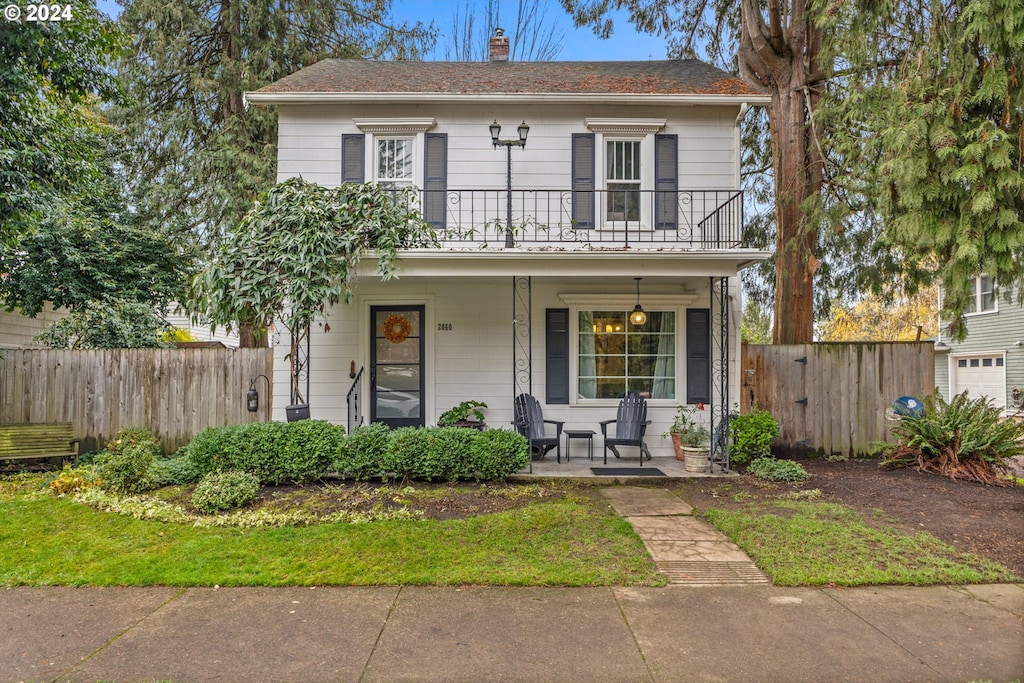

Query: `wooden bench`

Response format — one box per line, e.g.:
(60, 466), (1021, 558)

(0, 423), (80, 465)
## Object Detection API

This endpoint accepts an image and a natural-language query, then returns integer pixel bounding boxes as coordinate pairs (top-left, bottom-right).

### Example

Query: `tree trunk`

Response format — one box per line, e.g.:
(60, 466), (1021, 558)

(739, 0), (819, 344)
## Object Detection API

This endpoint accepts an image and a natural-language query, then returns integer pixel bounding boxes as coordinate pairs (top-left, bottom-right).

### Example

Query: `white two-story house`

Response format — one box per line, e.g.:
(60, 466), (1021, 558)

(245, 31), (771, 461)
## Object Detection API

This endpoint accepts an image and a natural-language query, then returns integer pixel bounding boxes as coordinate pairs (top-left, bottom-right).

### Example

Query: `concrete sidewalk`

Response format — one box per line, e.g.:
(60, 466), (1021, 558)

(3, 583), (1022, 682)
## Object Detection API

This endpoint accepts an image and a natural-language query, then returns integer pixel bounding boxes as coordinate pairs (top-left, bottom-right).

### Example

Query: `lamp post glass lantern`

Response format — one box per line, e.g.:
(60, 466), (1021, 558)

(490, 120), (529, 247)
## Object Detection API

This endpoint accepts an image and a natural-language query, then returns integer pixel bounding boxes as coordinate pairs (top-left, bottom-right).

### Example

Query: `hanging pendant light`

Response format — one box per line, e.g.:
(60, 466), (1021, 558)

(629, 277), (647, 326)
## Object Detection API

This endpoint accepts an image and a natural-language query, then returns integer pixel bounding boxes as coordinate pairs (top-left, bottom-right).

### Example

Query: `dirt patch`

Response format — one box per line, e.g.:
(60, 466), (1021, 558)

(669, 459), (1024, 577)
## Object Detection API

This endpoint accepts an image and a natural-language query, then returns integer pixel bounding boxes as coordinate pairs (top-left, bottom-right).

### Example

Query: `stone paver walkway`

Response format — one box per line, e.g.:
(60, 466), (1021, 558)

(600, 486), (770, 586)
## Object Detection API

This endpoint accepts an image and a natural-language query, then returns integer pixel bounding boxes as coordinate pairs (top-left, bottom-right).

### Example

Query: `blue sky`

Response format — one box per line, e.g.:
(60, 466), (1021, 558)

(94, 0), (668, 61)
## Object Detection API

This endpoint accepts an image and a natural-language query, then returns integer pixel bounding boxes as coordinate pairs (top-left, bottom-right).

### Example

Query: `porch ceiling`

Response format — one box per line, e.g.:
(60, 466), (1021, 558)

(360, 249), (772, 279)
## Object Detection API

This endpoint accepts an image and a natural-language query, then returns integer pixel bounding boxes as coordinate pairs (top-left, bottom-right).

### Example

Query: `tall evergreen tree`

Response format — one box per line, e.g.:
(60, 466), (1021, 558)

(114, 0), (436, 256)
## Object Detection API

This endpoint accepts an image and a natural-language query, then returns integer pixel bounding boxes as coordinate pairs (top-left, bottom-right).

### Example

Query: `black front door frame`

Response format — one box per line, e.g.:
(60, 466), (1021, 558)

(370, 304), (426, 429)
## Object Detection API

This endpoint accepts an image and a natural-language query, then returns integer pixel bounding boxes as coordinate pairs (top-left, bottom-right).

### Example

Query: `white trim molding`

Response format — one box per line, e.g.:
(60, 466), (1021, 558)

(585, 118), (667, 135)
(353, 117), (436, 134)
(558, 293), (699, 307)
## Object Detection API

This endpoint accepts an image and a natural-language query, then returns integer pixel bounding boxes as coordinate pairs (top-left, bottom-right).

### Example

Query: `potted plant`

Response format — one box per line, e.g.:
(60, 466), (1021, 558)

(664, 403), (711, 472)
(437, 400), (488, 431)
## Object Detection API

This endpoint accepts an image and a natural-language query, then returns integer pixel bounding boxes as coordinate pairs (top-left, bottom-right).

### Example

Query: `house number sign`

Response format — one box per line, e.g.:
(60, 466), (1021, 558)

(437, 323), (453, 331)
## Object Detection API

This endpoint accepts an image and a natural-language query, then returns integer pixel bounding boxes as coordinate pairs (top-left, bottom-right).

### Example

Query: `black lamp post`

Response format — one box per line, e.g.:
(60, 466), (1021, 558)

(246, 374), (271, 413)
(490, 120), (529, 247)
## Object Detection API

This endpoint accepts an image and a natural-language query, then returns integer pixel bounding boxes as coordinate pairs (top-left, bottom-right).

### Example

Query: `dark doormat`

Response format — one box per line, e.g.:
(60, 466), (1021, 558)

(591, 467), (666, 476)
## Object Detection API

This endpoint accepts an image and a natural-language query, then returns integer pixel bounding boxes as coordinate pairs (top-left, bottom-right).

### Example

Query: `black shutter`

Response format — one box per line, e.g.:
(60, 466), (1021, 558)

(571, 133), (595, 229)
(655, 134), (678, 230)
(686, 308), (710, 404)
(546, 308), (570, 404)
(423, 133), (447, 229)
(341, 134), (365, 183)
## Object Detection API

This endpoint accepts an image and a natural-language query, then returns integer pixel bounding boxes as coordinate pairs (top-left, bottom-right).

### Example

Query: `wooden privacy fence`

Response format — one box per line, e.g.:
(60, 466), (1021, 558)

(741, 343), (935, 458)
(0, 348), (274, 454)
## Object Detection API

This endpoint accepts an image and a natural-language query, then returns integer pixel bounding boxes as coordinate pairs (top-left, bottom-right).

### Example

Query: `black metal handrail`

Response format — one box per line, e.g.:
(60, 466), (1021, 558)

(414, 188), (744, 249)
(346, 366), (364, 433)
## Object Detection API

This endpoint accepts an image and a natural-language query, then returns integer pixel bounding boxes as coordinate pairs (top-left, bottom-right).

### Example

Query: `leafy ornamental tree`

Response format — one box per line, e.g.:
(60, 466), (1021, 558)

(114, 0), (436, 278)
(446, 0), (565, 61)
(33, 299), (172, 349)
(0, 6), (124, 249)
(191, 177), (438, 404)
(817, 286), (938, 342)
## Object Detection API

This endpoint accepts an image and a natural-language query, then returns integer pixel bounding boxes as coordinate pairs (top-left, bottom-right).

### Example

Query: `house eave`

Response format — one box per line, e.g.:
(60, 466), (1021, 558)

(244, 91), (774, 107)
(357, 248), (772, 278)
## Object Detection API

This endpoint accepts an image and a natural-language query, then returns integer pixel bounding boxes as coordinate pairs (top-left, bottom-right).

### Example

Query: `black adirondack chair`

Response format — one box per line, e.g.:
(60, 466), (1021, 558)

(599, 393), (652, 465)
(513, 393), (564, 473)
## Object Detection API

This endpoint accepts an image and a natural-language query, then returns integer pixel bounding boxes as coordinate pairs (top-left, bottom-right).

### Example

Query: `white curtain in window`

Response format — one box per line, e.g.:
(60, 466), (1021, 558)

(652, 312), (675, 399)
(578, 311), (596, 398)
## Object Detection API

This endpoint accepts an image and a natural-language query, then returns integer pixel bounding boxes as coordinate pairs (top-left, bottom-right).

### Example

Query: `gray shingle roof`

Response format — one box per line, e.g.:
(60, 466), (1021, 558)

(253, 59), (764, 97)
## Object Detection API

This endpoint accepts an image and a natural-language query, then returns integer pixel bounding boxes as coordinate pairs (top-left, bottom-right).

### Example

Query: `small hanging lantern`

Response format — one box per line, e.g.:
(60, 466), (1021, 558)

(629, 277), (647, 326)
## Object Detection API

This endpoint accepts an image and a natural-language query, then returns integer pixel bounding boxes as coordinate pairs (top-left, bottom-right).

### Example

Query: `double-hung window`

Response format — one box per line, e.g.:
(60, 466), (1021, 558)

(605, 140), (642, 223)
(964, 276), (996, 314)
(376, 138), (414, 190)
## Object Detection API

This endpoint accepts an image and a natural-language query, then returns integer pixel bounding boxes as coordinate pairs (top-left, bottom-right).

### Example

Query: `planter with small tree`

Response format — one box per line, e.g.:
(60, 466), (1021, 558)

(437, 400), (488, 431)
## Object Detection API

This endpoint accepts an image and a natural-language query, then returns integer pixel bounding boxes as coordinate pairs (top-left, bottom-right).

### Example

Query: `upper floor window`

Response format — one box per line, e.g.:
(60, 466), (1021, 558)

(964, 276), (996, 314)
(376, 138), (414, 189)
(606, 140), (642, 223)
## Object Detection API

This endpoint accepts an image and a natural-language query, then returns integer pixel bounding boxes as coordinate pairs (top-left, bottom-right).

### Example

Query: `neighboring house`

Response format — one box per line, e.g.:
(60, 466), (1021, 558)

(245, 32), (772, 458)
(0, 308), (238, 349)
(934, 277), (1024, 413)
(0, 305), (67, 349)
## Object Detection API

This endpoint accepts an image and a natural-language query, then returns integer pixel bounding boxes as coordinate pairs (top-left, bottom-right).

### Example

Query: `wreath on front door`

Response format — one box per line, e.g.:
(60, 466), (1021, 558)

(381, 314), (411, 343)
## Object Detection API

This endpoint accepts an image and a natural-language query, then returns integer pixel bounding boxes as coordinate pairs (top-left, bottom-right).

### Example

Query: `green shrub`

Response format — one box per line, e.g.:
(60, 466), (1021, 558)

(187, 424), (246, 475)
(470, 429), (529, 481)
(729, 410), (780, 465)
(747, 457), (809, 482)
(882, 391), (1024, 485)
(150, 454), (200, 487)
(382, 426), (432, 480)
(191, 470), (260, 513)
(336, 422), (391, 480)
(95, 427), (161, 494)
(275, 420), (346, 483)
(424, 427), (477, 481)
(187, 420), (343, 484)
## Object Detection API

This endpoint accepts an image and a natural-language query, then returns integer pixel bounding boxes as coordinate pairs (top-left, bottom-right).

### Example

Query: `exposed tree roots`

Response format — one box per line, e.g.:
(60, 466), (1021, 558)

(882, 447), (1010, 486)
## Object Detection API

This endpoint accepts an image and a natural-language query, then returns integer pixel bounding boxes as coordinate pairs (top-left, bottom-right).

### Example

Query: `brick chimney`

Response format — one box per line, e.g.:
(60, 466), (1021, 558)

(489, 27), (509, 62)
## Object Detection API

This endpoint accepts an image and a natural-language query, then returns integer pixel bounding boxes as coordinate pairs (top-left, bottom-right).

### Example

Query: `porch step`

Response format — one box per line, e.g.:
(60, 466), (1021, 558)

(655, 560), (769, 586)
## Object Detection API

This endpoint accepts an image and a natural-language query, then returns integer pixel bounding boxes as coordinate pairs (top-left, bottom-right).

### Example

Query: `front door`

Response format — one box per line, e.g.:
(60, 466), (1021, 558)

(370, 305), (425, 428)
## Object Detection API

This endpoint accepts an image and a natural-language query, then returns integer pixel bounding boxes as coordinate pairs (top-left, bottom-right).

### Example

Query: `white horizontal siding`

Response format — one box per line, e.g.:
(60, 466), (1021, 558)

(276, 102), (741, 192)
(269, 275), (741, 457)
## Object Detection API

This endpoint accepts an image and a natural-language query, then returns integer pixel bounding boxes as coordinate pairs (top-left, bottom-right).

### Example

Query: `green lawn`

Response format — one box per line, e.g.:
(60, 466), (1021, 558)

(0, 478), (662, 587)
(703, 500), (1018, 586)
(2, 474), (1016, 587)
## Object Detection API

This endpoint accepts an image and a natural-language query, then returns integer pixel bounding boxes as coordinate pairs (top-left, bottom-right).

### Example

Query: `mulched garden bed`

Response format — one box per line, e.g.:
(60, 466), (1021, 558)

(670, 458), (1024, 577)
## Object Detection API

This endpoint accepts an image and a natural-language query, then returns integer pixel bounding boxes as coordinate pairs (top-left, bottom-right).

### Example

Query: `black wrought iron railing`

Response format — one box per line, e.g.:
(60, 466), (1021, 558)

(413, 188), (744, 249)
(346, 366), (364, 433)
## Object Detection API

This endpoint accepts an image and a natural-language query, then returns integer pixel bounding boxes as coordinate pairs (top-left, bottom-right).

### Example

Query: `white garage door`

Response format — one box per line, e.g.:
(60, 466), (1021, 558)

(951, 354), (1006, 408)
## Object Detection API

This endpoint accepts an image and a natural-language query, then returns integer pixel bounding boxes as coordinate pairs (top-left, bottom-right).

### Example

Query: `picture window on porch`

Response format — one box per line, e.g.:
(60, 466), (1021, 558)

(376, 138), (414, 189)
(577, 310), (675, 400)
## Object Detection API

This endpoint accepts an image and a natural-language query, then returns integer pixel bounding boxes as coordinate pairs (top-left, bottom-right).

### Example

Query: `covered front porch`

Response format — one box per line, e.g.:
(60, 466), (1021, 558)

(272, 249), (768, 469)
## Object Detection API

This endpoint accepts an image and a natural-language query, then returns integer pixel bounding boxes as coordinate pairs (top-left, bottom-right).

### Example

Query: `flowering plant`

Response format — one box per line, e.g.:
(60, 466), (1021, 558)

(666, 403), (711, 447)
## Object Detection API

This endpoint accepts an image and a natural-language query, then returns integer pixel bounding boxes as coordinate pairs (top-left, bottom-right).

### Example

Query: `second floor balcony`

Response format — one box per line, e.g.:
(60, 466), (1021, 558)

(414, 188), (744, 250)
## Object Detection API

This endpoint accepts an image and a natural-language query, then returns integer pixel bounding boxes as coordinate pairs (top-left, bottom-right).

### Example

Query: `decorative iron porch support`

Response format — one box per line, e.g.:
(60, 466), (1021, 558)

(709, 276), (731, 472)
(289, 321), (311, 406)
(512, 276), (532, 403)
